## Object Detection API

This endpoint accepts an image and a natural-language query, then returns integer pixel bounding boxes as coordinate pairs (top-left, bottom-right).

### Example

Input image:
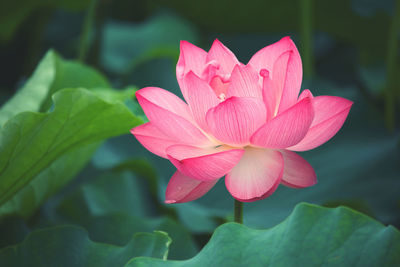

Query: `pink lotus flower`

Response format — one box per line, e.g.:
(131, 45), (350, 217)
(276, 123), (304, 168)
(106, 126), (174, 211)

(131, 37), (352, 203)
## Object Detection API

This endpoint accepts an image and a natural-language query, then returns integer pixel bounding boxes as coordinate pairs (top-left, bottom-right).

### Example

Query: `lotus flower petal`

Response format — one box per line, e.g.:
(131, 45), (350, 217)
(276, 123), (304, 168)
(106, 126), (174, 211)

(226, 64), (262, 99)
(177, 40), (207, 87)
(250, 97), (314, 148)
(136, 88), (211, 146)
(167, 144), (244, 181)
(181, 71), (220, 130)
(249, 36), (302, 79)
(131, 122), (178, 158)
(136, 87), (192, 121)
(298, 89), (313, 100)
(206, 97), (267, 146)
(209, 75), (230, 97)
(165, 171), (219, 203)
(289, 96), (353, 151)
(280, 150), (317, 188)
(206, 39), (239, 78)
(225, 148), (283, 201)
(273, 51), (302, 114)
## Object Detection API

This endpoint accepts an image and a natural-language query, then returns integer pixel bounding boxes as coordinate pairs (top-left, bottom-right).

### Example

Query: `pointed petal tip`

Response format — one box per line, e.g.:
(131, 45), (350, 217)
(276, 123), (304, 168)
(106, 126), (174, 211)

(180, 39), (189, 46)
(165, 199), (177, 204)
(212, 38), (222, 45)
(129, 127), (136, 135)
(280, 36), (295, 44)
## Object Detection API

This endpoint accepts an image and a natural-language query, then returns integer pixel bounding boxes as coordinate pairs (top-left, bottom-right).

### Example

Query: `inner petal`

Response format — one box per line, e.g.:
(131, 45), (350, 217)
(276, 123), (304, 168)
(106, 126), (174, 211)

(210, 76), (230, 98)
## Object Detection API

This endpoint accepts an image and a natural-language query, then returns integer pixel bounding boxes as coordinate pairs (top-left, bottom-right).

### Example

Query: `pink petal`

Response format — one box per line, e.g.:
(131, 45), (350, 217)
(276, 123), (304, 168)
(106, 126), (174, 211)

(176, 40), (207, 87)
(279, 150), (317, 188)
(137, 90), (211, 146)
(206, 39), (239, 76)
(206, 97), (267, 146)
(274, 51), (303, 114)
(226, 64), (262, 99)
(136, 87), (192, 121)
(209, 75), (230, 97)
(248, 36), (302, 78)
(131, 123), (178, 158)
(260, 69), (276, 120)
(288, 96), (353, 151)
(181, 72), (220, 130)
(225, 148), (283, 201)
(298, 89), (313, 100)
(165, 171), (218, 203)
(166, 145), (244, 181)
(250, 97), (314, 149)
(267, 51), (290, 115)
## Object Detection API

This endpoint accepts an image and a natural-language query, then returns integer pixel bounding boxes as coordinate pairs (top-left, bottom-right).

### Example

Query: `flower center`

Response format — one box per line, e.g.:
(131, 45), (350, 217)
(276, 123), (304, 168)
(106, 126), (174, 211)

(218, 93), (226, 102)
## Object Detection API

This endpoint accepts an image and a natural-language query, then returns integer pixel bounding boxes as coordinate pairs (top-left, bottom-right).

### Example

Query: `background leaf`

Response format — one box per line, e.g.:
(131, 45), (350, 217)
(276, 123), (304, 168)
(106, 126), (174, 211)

(0, 88), (141, 218)
(100, 12), (199, 76)
(0, 50), (109, 127)
(128, 203), (400, 266)
(0, 225), (170, 267)
(56, 166), (198, 260)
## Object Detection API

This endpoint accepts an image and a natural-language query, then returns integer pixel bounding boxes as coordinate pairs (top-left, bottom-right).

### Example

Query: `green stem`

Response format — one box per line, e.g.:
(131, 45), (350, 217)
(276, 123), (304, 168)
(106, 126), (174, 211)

(234, 199), (243, 224)
(300, 0), (314, 79)
(384, 0), (400, 131)
(78, 0), (98, 62)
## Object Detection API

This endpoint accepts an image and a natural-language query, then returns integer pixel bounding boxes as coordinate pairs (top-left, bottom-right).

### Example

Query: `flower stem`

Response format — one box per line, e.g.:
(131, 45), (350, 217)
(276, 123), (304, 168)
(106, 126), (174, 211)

(234, 199), (243, 224)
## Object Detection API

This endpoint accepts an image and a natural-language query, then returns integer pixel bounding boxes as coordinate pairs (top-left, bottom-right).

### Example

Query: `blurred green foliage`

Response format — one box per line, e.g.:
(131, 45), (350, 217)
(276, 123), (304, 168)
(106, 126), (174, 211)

(0, 0), (399, 265)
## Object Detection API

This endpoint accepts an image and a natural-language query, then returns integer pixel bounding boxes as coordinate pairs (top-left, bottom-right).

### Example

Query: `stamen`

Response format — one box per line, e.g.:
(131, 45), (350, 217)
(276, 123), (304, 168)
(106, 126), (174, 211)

(218, 93), (226, 102)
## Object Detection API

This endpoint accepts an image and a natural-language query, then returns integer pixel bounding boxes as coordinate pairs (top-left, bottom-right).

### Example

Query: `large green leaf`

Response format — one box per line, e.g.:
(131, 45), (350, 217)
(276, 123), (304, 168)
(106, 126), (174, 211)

(0, 88), (142, 218)
(0, 142), (99, 218)
(128, 203), (400, 266)
(0, 225), (170, 267)
(60, 213), (199, 260)
(0, 50), (109, 127)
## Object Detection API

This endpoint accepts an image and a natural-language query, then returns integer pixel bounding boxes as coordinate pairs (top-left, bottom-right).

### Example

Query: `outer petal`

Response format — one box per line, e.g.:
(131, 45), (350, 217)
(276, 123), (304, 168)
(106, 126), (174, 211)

(280, 150), (317, 188)
(250, 97), (314, 149)
(177, 40), (207, 87)
(206, 97), (267, 146)
(288, 96), (353, 151)
(137, 89), (211, 146)
(167, 145), (244, 181)
(225, 148), (283, 201)
(248, 36), (302, 78)
(136, 87), (192, 121)
(273, 51), (303, 114)
(206, 39), (239, 77)
(226, 64), (262, 99)
(165, 171), (218, 203)
(131, 123), (178, 158)
(181, 72), (220, 130)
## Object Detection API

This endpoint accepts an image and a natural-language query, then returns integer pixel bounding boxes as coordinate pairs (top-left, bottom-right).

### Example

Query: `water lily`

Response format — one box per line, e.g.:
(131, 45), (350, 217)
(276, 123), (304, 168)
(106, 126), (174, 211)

(131, 37), (352, 203)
